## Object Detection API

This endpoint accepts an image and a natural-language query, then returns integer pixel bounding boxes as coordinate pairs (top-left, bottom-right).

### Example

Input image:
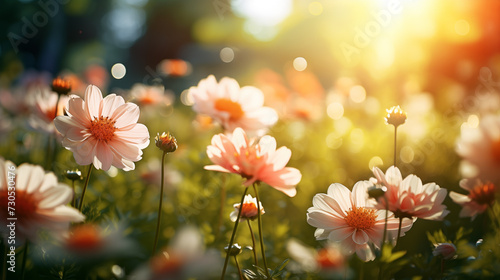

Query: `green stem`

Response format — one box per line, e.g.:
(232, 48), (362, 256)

(21, 242), (29, 280)
(378, 197), (389, 280)
(253, 184), (270, 277)
(247, 219), (258, 269)
(216, 173), (227, 241)
(71, 180), (76, 207)
(381, 196), (389, 248)
(394, 126), (398, 168)
(395, 217), (403, 247)
(78, 165), (93, 212)
(220, 188), (248, 280)
(234, 256), (244, 280)
(153, 151), (167, 255)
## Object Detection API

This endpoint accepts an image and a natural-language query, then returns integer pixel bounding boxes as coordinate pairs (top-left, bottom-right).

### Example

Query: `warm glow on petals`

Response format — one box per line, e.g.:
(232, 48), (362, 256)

(307, 182), (412, 262)
(205, 127), (301, 196)
(190, 75), (278, 136)
(0, 159), (85, 242)
(54, 85), (150, 171)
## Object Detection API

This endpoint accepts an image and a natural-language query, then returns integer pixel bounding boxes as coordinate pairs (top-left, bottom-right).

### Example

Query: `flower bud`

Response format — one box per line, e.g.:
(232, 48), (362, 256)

(52, 77), (72, 96)
(385, 105), (407, 127)
(432, 243), (457, 260)
(66, 170), (82, 181)
(224, 243), (242, 256)
(155, 132), (178, 153)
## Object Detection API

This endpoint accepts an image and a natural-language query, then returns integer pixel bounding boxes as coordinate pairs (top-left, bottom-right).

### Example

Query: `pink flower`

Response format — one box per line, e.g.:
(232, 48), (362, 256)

(0, 158), (85, 242)
(229, 194), (265, 222)
(449, 179), (497, 220)
(29, 88), (68, 133)
(54, 85), (150, 171)
(372, 166), (449, 220)
(432, 243), (457, 260)
(189, 75), (278, 136)
(205, 127), (301, 197)
(307, 181), (413, 262)
(129, 83), (173, 107)
(456, 115), (500, 182)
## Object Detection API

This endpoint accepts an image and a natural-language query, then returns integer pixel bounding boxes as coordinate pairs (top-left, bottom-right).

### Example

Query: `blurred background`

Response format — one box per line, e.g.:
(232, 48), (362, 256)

(2, 0), (500, 278)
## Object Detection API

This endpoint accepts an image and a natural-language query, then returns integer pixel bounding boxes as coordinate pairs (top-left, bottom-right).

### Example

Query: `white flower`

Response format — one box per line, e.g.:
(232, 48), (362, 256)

(0, 158), (85, 243)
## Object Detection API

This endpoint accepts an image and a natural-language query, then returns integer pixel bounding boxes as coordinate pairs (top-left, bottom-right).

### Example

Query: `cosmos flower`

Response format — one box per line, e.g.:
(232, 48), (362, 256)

(229, 194), (265, 222)
(205, 127), (301, 197)
(449, 179), (497, 220)
(286, 238), (345, 273)
(54, 85), (150, 171)
(189, 75), (278, 136)
(307, 181), (412, 262)
(29, 88), (68, 134)
(131, 226), (222, 280)
(129, 84), (173, 107)
(0, 159), (85, 243)
(456, 114), (500, 182)
(372, 166), (449, 221)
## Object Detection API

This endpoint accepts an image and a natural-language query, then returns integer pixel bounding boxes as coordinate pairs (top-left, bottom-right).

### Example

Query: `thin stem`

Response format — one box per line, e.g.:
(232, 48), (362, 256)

(381, 196), (389, 248)
(220, 188), (248, 280)
(234, 256), (244, 280)
(21, 242), (29, 280)
(45, 134), (54, 170)
(153, 151), (167, 255)
(78, 165), (93, 212)
(71, 180), (76, 207)
(378, 197), (389, 280)
(216, 173), (227, 240)
(394, 126), (398, 167)
(247, 219), (258, 269)
(395, 217), (403, 247)
(253, 184), (270, 278)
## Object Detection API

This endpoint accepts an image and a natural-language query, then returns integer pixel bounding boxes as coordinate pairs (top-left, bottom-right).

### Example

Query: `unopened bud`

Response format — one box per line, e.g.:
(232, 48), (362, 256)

(155, 132), (178, 153)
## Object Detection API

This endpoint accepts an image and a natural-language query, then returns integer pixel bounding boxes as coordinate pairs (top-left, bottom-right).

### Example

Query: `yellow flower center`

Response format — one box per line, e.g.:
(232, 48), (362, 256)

(89, 116), (116, 142)
(469, 182), (496, 205)
(344, 207), (377, 230)
(214, 98), (244, 120)
(0, 190), (38, 221)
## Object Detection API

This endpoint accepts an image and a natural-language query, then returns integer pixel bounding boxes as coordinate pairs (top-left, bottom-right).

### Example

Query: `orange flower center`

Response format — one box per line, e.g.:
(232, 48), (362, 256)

(240, 202), (258, 219)
(45, 106), (57, 120)
(344, 207), (377, 230)
(214, 98), (244, 120)
(491, 138), (500, 163)
(66, 224), (102, 251)
(89, 116), (116, 142)
(150, 252), (184, 275)
(0, 190), (38, 221)
(469, 182), (496, 205)
(316, 248), (344, 269)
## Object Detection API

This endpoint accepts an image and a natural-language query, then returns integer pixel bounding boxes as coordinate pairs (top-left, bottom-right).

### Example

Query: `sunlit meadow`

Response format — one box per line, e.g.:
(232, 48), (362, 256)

(1, 0), (500, 279)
